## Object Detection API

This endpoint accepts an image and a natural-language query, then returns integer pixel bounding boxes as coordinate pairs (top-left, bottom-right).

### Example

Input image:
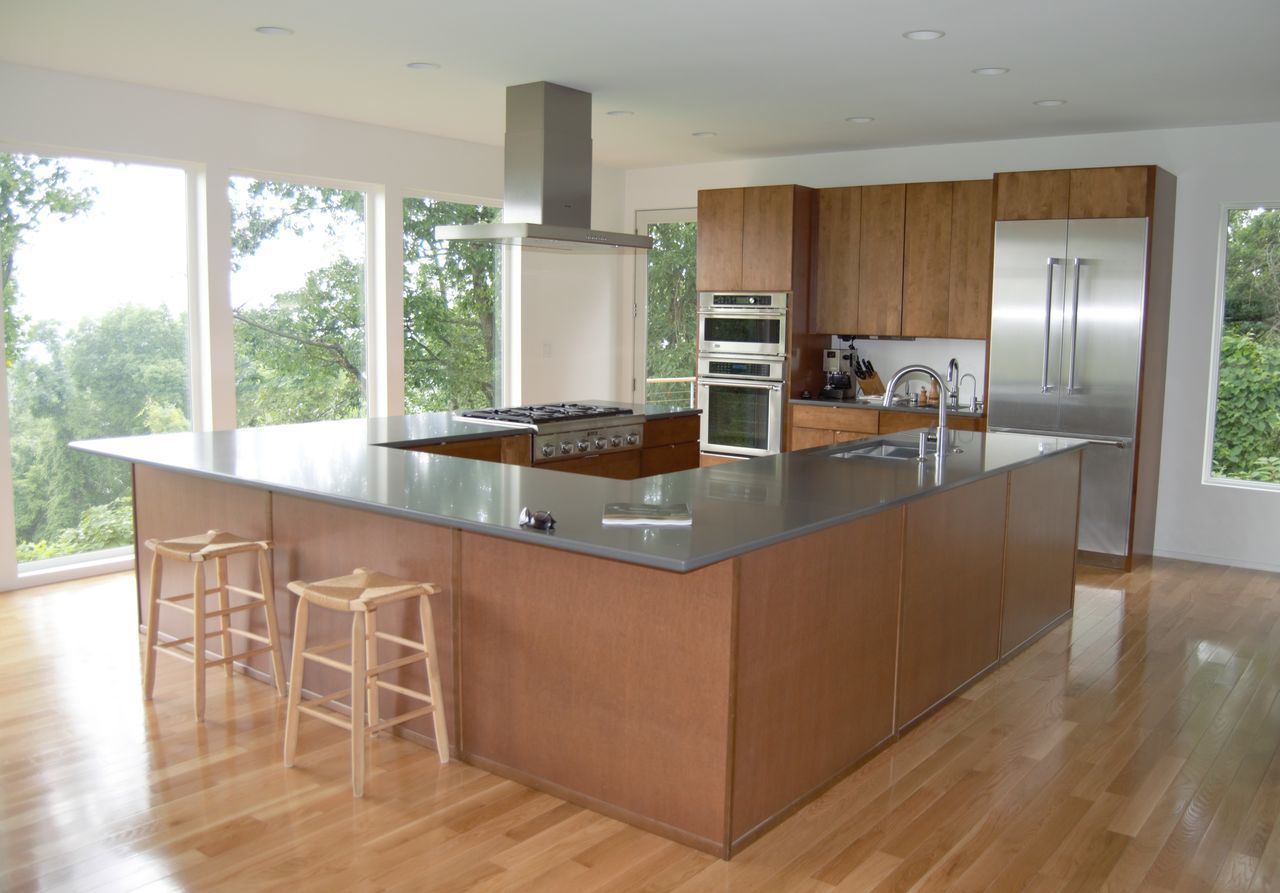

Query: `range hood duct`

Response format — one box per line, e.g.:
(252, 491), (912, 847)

(434, 82), (652, 250)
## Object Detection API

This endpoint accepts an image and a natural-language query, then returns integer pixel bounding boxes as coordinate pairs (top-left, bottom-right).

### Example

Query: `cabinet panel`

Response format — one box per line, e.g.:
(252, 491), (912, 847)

(790, 404), (879, 434)
(644, 414), (700, 449)
(994, 170), (1070, 221)
(902, 181), (954, 338)
(789, 427), (835, 450)
(858, 184), (906, 336)
(813, 187), (861, 335)
(1068, 166), (1152, 219)
(742, 186), (795, 291)
(1002, 451), (1081, 657)
(696, 188), (745, 290)
(540, 450), (641, 480)
(897, 474), (1007, 727)
(948, 179), (994, 340)
(640, 441), (700, 477)
(406, 436), (506, 462)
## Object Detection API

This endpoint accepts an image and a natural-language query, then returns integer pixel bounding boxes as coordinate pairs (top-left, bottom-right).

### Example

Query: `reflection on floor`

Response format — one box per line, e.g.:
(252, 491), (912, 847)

(4, 560), (1280, 891)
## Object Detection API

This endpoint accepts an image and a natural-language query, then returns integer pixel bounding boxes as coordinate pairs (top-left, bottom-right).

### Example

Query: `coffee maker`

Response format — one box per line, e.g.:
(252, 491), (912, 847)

(821, 350), (855, 401)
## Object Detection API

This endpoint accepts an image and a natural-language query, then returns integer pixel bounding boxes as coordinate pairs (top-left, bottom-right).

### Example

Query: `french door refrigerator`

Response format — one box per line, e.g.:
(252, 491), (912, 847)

(987, 217), (1150, 565)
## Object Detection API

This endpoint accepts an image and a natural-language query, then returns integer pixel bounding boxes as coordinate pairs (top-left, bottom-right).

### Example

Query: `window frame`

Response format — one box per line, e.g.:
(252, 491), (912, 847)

(1202, 201), (1280, 492)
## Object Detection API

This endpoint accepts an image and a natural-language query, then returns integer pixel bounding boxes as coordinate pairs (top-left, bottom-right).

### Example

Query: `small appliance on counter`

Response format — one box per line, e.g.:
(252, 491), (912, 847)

(821, 349), (855, 401)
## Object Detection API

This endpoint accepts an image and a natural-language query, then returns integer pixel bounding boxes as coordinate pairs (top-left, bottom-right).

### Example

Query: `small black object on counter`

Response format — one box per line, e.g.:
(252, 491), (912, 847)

(518, 507), (556, 531)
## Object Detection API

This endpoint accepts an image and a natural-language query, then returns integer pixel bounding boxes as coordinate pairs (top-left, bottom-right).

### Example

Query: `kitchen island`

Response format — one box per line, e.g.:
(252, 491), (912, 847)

(75, 408), (1085, 858)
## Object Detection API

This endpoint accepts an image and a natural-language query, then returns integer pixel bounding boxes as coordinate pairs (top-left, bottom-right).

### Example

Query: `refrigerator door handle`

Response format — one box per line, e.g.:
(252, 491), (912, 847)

(1041, 257), (1061, 394)
(1067, 257), (1083, 393)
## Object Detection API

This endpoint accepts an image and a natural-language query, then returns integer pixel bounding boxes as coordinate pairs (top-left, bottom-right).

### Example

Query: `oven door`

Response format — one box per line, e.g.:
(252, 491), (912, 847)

(697, 377), (784, 457)
(697, 311), (787, 357)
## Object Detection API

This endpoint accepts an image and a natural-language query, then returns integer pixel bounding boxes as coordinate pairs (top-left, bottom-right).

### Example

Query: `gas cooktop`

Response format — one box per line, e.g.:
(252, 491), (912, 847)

(457, 402), (632, 427)
(456, 403), (643, 463)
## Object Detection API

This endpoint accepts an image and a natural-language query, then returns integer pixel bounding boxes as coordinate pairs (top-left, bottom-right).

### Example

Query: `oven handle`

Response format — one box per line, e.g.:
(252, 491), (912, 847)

(698, 377), (784, 389)
(697, 309), (788, 319)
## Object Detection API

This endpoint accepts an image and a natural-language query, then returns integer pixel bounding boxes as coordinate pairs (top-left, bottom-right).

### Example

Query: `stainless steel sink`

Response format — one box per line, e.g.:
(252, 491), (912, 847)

(829, 440), (934, 461)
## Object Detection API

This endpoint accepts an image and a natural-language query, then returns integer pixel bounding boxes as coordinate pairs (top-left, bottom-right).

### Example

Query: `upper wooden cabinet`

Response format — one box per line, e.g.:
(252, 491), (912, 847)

(858, 185), (907, 336)
(812, 187), (861, 334)
(994, 165), (1154, 220)
(696, 185), (811, 292)
(947, 179), (995, 340)
(902, 182), (953, 338)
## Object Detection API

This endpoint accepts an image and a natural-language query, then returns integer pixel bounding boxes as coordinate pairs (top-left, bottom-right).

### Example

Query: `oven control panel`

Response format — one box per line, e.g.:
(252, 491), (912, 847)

(534, 423), (643, 464)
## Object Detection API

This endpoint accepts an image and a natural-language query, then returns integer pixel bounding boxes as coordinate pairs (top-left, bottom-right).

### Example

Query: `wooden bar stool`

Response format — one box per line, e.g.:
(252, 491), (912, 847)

(283, 568), (450, 797)
(142, 530), (286, 720)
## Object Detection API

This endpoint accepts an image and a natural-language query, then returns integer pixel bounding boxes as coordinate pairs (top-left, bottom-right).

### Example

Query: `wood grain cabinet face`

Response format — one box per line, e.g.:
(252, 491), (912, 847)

(1068, 166), (1152, 218)
(858, 184), (906, 336)
(903, 181), (955, 338)
(741, 186), (796, 291)
(947, 179), (994, 340)
(696, 187), (745, 291)
(812, 187), (861, 335)
(994, 169), (1071, 221)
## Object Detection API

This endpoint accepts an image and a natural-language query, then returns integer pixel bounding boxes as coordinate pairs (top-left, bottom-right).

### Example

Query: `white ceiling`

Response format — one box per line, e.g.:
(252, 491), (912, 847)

(3, 0), (1278, 169)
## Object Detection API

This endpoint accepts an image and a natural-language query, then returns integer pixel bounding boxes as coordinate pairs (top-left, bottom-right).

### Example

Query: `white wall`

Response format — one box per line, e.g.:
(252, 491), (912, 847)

(0, 61), (628, 409)
(625, 122), (1280, 571)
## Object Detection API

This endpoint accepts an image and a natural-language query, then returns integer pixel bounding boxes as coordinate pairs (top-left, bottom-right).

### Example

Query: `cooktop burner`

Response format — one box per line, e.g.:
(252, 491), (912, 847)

(459, 403), (632, 425)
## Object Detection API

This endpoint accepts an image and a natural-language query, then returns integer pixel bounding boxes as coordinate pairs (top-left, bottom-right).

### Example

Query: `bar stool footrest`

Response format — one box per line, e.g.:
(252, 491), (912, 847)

(368, 705), (436, 735)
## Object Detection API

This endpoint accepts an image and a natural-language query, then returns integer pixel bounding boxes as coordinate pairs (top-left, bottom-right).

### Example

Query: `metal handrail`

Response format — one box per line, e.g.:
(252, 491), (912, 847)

(645, 376), (696, 405)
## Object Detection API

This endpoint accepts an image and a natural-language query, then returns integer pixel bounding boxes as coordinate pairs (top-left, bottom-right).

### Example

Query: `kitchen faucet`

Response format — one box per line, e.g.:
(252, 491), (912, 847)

(947, 358), (959, 409)
(883, 364), (950, 442)
(958, 373), (979, 412)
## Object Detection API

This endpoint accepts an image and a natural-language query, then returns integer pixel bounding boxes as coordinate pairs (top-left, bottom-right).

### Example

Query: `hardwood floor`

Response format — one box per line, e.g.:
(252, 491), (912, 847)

(4, 559), (1280, 891)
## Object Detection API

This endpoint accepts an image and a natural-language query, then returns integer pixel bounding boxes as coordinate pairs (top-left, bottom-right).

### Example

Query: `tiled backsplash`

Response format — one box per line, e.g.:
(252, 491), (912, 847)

(830, 335), (986, 405)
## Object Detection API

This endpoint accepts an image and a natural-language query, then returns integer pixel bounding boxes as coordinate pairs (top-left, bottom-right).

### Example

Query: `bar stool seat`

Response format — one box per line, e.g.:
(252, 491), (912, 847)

(142, 529), (286, 720)
(283, 568), (450, 797)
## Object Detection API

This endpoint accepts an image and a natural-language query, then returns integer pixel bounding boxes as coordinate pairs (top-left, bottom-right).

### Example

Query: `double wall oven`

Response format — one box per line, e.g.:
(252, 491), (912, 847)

(697, 292), (788, 457)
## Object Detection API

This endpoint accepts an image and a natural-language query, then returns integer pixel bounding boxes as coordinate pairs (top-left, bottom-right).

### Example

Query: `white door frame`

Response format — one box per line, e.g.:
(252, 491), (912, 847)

(632, 207), (696, 403)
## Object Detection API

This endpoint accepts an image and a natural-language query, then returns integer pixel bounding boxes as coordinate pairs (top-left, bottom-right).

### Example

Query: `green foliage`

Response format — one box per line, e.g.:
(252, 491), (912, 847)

(1, 153), (95, 363)
(402, 198), (502, 411)
(16, 495), (134, 562)
(1212, 329), (1280, 482)
(1224, 208), (1280, 333)
(229, 177), (364, 268)
(643, 221), (697, 405)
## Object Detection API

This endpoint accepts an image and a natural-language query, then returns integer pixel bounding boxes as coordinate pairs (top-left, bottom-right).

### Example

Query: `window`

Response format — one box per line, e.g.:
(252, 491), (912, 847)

(229, 177), (368, 426)
(1209, 205), (1280, 486)
(402, 197), (503, 411)
(2, 153), (190, 565)
(634, 209), (697, 406)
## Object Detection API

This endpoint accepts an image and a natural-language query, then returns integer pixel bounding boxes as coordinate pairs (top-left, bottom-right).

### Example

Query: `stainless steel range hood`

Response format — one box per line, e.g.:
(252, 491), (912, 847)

(435, 82), (652, 251)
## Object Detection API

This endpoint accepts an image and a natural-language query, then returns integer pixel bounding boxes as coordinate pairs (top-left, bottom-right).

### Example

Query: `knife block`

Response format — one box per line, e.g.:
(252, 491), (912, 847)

(860, 373), (885, 396)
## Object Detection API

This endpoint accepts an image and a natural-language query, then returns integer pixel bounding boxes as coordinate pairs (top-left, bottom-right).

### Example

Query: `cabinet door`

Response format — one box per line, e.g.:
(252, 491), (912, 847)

(696, 188), (744, 290)
(639, 441), (700, 476)
(1068, 166), (1151, 219)
(902, 181), (954, 338)
(789, 427), (835, 450)
(994, 170), (1070, 221)
(742, 186), (795, 291)
(643, 414), (700, 448)
(813, 187), (861, 335)
(947, 179), (994, 340)
(858, 184), (906, 336)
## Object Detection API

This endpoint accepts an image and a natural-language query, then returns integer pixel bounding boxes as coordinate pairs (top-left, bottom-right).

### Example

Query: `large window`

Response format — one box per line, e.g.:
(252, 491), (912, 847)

(2, 153), (190, 565)
(1209, 205), (1280, 486)
(635, 209), (697, 406)
(402, 197), (502, 411)
(229, 177), (367, 426)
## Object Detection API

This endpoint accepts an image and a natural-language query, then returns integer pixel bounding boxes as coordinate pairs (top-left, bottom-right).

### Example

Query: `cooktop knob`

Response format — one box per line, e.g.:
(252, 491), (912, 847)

(594, 437), (608, 450)
(577, 439), (590, 452)
(610, 434), (623, 447)
(559, 441), (573, 455)
(625, 433), (639, 445)
(541, 444), (556, 458)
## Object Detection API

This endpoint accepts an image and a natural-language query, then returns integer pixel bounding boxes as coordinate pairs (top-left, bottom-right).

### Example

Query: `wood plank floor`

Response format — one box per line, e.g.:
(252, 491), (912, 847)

(4, 559), (1280, 891)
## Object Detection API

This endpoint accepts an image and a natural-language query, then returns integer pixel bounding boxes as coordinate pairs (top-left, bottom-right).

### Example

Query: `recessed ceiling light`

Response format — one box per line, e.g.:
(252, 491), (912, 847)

(845, 116), (875, 124)
(606, 110), (635, 117)
(406, 61), (441, 71)
(254, 26), (294, 37)
(903, 29), (945, 40)
(1033, 99), (1067, 107)
(692, 131), (717, 138)
(972, 67), (1009, 76)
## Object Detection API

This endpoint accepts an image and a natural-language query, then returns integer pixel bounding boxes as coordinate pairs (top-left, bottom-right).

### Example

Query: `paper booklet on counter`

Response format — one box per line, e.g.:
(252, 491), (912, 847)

(601, 502), (692, 527)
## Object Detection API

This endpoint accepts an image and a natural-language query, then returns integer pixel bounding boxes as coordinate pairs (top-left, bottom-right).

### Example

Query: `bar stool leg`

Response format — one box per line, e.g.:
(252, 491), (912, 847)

(215, 555), (234, 678)
(418, 594), (450, 763)
(365, 606), (380, 734)
(351, 611), (368, 797)
(283, 598), (309, 767)
(193, 562), (207, 722)
(142, 549), (163, 700)
(257, 547), (286, 695)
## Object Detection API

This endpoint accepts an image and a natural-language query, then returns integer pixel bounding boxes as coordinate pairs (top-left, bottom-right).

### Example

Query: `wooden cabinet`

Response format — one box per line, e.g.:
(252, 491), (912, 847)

(857, 184), (906, 336)
(875, 412), (983, 435)
(788, 403), (982, 450)
(639, 414), (700, 476)
(541, 450), (641, 480)
(404, 434), (530, 465)
(812, 187), (861, 334)
(995, 165), (1153, 221)
(696, 185), (812, 292)
(814, 179), (990, 340)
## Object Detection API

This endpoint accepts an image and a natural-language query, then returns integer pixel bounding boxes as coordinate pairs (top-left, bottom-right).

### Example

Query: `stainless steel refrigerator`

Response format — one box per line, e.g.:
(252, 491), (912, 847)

(987, 217), (1151, 565)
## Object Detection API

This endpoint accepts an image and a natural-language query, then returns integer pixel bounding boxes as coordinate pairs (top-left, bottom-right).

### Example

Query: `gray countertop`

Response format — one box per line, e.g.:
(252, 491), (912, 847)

(792, 397), (985, 418)
(73, 405), (1082, 574)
